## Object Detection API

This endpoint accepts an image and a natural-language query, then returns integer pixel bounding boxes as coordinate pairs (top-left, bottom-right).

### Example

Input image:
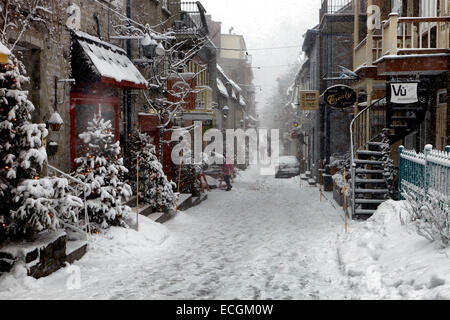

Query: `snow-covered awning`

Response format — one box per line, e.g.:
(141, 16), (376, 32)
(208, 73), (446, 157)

(217, 78), (228, 97)
(0, 41), (11, 56)
(72, 31), (147, 89)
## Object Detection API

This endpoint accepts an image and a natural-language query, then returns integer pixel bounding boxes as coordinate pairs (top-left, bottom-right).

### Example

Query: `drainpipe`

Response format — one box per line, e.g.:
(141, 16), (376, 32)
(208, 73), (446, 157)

(126, 0), (132, 157)
(93, 14), (101, 39)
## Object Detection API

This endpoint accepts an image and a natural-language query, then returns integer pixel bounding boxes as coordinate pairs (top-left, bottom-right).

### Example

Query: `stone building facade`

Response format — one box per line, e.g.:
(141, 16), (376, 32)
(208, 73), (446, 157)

(2, 0), (184, 173)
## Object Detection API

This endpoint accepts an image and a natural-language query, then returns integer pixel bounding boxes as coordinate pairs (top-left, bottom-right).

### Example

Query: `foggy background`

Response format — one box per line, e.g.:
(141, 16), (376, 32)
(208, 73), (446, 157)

(199, 0), (322, 125)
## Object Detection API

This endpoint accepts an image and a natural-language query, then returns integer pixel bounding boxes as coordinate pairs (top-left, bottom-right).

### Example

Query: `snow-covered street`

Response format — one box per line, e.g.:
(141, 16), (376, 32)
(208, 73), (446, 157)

(0, 167), (354, 299)
(2, 166), (450, 300)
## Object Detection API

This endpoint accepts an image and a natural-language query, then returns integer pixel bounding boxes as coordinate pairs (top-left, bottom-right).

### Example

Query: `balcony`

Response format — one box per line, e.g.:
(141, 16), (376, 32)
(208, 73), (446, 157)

(320, 0), (353, 19)
(173, 1), (209, 38)
(376, 13), (450, 75)
(194, 85), (213, 112)
(353, 32), (383, 78)
(180, 85), (213, 121)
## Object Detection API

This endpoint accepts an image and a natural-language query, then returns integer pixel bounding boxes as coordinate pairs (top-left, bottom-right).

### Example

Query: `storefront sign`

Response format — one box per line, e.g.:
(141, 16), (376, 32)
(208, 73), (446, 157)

(390, 82), (418, 104)
(323, 85), (356, 108)
(299, 90), (319, 111)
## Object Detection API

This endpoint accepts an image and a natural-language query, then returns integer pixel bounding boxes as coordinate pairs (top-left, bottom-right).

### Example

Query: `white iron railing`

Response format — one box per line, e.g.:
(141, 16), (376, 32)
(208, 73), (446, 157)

(47, 164), (91, 238)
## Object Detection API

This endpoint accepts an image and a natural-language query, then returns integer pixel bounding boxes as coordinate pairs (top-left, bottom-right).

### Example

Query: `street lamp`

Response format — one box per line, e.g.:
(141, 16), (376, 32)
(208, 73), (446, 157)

(222, 105), (229, 117)
(141, 34), (165, 58)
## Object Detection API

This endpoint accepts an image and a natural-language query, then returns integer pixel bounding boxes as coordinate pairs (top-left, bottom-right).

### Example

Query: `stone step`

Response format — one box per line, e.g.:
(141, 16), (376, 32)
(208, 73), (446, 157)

(66, 240), (88, 264)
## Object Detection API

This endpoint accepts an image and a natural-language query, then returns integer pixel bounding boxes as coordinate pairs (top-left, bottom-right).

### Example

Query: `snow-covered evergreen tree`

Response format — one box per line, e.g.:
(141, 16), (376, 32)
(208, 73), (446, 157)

(128, 128), (176, 212)
(0, 56), (80, 241)
(177, 163), (205, 196)
(73, 116), (132, 230)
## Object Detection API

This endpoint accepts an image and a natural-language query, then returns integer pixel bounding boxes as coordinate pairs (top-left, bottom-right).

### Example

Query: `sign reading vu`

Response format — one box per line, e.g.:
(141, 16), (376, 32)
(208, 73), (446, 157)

(323, 85), (356, 109)
(390, 83), (418, 104)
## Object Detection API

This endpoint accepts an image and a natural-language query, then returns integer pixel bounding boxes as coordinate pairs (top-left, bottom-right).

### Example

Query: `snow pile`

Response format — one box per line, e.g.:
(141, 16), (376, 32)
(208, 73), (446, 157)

(88, 214), (170, 257)
(338, 200), (450, 299)
(0, 215), (169, 296)
(204, 175), (218, 188)
(332, 172), (349, 195)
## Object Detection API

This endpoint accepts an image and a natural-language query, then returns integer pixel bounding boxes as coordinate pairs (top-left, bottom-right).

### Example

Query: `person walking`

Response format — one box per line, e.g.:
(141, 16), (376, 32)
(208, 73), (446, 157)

(222, 154), (234, 191)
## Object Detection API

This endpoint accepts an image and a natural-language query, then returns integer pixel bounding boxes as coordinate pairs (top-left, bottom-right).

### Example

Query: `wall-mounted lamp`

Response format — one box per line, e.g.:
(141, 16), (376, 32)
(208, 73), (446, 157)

(141, 34), (165, 58)
(222, 105), (229, 117)
(47, 111), (64, 131)
(55, 78), (75, 106)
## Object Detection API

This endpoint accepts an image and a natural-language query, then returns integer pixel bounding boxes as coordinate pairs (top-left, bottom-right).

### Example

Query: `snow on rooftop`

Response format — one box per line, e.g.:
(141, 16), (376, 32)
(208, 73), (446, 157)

(239, 96), (246, 106)
(216, 78), (228, 97)
(217, 64), (242, 93)
(0, 41), (11, 56)
(76, 31), (147, 87)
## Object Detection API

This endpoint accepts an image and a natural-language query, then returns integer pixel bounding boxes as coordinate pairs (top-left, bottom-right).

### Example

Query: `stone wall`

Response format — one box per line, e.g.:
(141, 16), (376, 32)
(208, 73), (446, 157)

(7, 0), (177, 173)
(0, 231), (70, 279)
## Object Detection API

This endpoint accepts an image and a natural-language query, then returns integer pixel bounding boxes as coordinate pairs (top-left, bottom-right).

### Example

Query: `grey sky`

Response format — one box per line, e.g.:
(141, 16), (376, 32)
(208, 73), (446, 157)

(199, 0), (322, 109)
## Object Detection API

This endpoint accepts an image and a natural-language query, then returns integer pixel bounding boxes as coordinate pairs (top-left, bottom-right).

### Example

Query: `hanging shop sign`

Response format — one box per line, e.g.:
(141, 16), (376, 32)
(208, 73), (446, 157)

(389, 82), (418, 104)
(299, 90), (319, 111)
(323, 85), (356, 109)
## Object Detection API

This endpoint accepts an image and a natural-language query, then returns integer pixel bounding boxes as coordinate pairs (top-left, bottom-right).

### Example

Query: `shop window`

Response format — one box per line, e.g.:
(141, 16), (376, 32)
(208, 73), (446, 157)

(70, 95), (119, 167)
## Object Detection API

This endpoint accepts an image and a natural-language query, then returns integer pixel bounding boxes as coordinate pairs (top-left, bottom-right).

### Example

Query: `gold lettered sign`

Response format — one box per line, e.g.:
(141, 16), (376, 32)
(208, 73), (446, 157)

(323, 85), (356, 109)
(299, 90), (319, 111)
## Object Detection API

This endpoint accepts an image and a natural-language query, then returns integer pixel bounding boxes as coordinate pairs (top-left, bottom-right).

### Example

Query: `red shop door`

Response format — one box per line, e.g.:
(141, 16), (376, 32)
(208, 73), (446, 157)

(70, 94), (119, 169)
(138, 114), (173, 181)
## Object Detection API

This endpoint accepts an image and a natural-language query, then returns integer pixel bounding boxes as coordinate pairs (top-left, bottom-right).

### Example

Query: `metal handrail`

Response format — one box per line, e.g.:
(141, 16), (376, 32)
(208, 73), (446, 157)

(47, 164), (91, 237)
(349, 97), (386, 219)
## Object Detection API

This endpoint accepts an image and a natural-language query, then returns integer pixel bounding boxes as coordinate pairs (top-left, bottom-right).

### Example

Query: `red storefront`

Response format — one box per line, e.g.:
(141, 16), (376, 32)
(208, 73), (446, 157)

(138, 73), (196, 181)
(70, 31), (147, 167)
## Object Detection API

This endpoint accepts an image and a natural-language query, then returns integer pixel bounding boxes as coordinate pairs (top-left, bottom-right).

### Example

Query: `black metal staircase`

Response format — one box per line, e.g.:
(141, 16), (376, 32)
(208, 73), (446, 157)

(351, 141), (389, 217)
(350, 80), (429, 218)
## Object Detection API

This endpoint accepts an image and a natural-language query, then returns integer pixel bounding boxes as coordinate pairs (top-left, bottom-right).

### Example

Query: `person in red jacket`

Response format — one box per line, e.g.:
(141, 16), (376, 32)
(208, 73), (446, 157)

(222, 154), (234, 191)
